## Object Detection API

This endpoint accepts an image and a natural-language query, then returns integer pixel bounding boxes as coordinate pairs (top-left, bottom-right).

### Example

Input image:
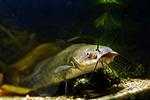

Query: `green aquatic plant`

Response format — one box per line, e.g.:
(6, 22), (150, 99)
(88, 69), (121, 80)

(0, 25), (23, 51)
(95, 12), (121, 29)
(4, 31), (37, 53)
(66, 35), (96, 43)
(0, 25), (37, 63)
(94, 0), (124, 31)
(0, 25), (37, 53)
(111, 62), (144, 78)
(96, 0), (120, 4)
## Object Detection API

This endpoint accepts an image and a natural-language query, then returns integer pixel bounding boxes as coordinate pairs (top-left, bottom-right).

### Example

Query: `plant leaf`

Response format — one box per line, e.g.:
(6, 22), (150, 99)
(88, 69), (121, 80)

(95, 13), (108, 28)
(95, 13), (121, 29)
(96, 0), (120, 4)
(1, 84), (31, 94)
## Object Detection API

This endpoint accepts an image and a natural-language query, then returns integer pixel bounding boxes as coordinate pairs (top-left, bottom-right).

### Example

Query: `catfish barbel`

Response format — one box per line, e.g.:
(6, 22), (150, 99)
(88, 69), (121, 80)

(21, 43), (118, 92)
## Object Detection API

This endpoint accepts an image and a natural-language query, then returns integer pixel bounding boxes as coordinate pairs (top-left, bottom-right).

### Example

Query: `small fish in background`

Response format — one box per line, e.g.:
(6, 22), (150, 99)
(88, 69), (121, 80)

(21, 43), (118, 96)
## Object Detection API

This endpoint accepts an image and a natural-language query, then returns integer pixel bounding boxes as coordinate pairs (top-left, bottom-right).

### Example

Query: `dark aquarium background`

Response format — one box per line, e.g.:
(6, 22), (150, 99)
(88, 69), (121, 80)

(0, 0), (150, 89)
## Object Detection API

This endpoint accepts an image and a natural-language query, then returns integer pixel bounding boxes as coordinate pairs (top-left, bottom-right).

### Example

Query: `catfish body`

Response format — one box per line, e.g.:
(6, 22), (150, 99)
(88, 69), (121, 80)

(21, 44), (118, 92)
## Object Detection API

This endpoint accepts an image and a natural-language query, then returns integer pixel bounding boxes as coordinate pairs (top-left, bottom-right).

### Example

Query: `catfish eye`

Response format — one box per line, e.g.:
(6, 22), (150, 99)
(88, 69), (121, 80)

(82, 51), (98, 60)
(87, 52), (97, 59)
(86, 52), (90, 55)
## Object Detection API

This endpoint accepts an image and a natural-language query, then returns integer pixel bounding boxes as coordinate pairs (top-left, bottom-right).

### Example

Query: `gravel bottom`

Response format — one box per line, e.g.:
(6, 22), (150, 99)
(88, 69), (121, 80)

(98, 78), (150, 100)
(0, 78), (150, 100)
(0, 95), (85, 100)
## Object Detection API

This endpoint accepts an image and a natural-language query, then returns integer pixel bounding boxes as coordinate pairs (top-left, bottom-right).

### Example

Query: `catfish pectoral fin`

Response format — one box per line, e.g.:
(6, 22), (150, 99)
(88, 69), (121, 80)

(70, 61), (82, 72)
(71, 57), (83, 72)
(54, 65), (73, 73)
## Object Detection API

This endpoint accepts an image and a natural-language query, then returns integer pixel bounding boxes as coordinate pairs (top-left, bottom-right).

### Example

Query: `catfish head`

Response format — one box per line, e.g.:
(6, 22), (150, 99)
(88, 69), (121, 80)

(60, 44), (118, 80)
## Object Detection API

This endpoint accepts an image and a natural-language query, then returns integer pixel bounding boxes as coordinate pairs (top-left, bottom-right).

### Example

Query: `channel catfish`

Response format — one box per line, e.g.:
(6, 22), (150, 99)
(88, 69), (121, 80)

(21, 43), (118, 92)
